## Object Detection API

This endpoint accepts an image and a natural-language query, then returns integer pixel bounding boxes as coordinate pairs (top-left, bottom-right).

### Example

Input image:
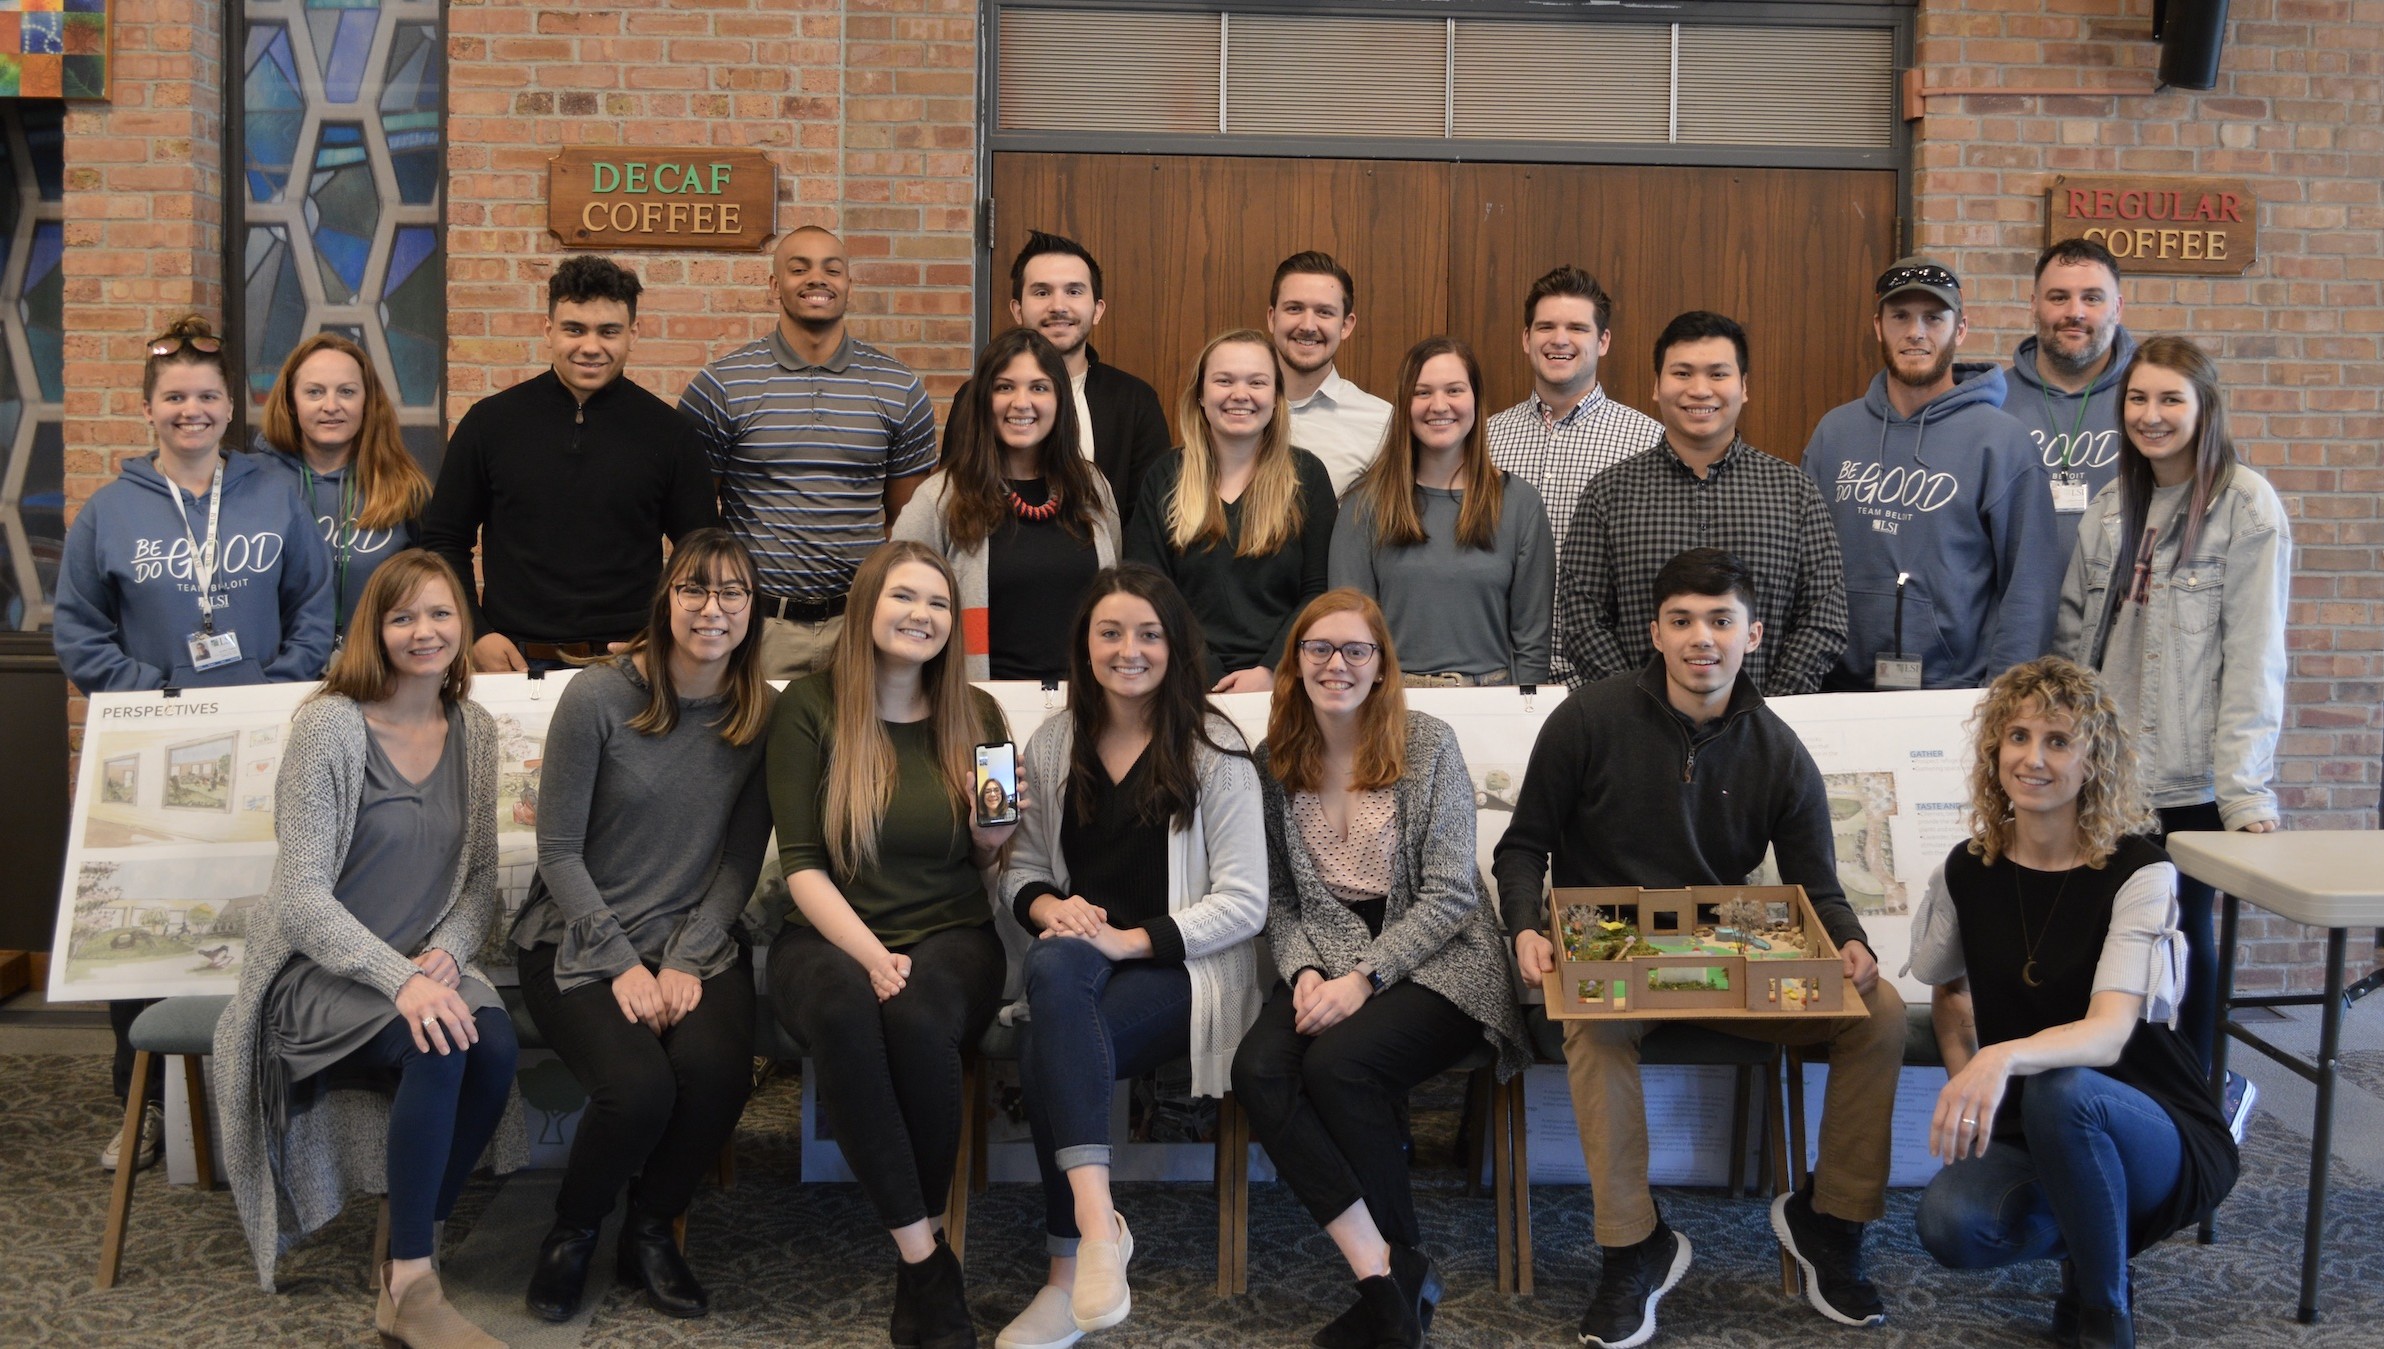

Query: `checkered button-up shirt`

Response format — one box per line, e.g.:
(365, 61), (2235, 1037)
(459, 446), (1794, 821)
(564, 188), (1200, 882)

(1488, 387), (1663, 683)
(1556, 437), (1848, 695)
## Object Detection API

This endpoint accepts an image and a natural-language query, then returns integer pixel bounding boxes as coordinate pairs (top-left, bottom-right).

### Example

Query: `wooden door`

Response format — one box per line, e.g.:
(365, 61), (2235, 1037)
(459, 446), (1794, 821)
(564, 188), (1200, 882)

(989, 152), (1897, 461)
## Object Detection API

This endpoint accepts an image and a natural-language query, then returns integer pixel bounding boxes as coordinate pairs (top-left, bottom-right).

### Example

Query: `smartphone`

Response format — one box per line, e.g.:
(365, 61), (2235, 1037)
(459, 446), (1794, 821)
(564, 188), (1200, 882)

(974, 742), (1019, 827)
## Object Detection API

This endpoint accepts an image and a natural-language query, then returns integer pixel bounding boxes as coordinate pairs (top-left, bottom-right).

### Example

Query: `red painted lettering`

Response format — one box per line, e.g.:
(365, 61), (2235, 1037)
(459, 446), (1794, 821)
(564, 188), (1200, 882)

(2222, 192), (2245, 222)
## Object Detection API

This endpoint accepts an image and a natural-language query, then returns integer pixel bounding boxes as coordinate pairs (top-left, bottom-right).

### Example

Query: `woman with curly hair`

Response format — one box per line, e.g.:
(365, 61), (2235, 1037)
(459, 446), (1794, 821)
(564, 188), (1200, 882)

(1907, 656), (2238, 1349)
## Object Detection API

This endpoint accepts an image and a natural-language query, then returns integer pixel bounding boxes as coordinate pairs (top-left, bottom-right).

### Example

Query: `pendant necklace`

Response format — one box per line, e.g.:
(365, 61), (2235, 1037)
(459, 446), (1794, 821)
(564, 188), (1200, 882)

(2013, 858), (2075, 989)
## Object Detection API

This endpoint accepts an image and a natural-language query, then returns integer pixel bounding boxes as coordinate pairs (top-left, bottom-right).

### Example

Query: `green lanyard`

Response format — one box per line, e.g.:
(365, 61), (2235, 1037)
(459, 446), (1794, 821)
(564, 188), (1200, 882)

(2036, 382), (2095, 472)
(300, 462), (359, 633)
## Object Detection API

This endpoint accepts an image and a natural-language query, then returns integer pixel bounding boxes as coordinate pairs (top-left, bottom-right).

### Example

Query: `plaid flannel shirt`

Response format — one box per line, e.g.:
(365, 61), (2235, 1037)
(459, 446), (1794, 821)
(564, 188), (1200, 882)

(1488, 387), (1664, 683)
(1556, 437), (1848, 695)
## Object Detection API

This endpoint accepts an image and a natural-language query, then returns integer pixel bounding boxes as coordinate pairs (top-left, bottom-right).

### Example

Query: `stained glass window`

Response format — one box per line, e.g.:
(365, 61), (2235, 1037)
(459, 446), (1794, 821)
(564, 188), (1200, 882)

(232, 0), (444, 471)
(0, 99), (64, 631)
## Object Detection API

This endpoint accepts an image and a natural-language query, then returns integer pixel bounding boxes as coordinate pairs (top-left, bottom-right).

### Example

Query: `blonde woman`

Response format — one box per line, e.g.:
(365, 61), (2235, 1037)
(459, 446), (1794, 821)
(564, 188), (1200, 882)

(1330, 336), (1552, 687)
(765, 540), (1016, 1349)
(1908, 657), (2238, 1349)
(254, 332), (433, 639)
(1126, 328), (1337, 692)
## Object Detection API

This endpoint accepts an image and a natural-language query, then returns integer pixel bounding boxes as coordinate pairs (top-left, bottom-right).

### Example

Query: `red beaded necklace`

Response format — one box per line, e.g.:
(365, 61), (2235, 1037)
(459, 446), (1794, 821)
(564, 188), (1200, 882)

(1008, 482), (1062, 522)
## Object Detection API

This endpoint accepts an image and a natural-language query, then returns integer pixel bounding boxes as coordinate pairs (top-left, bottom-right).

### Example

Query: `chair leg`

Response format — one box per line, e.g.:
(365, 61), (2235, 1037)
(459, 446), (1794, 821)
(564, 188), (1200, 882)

(181, 1056), (216, 1192)
(1726, 1063), (1751, 1199)
(1215, 1091), (1247, 1296)
(1490, 1072), (1513, 1293)
(714, 1138), (736, 1190)
(1510, 1075), (1534, 1297)
(969, 1058), (990, 1196)
(1462, 1068), (1490, 1197)
(946, 1055), (977, 1268)
(1784, 1049), (1811, 1194)
(1767, 1054), (1800, 1300)
(95, 1049), (154, 1289)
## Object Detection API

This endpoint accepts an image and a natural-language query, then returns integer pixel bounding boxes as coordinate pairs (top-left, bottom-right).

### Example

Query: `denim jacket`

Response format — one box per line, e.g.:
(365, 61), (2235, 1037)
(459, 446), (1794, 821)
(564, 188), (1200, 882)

(2055, 464), (2290, 827)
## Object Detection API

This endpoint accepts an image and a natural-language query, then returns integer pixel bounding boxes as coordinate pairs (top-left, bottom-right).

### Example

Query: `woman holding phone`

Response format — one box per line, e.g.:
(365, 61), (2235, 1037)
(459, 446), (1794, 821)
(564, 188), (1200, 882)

(511, 529), (776, 1323)
(993, 564), (1268, 1349)
(213, 550), (519, 1349)
(767, 540), (1016, 1348)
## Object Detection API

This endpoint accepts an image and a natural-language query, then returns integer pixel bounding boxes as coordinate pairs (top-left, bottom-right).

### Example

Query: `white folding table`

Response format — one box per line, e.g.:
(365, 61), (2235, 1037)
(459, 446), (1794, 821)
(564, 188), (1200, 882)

(2166, 830), (2384, 1325)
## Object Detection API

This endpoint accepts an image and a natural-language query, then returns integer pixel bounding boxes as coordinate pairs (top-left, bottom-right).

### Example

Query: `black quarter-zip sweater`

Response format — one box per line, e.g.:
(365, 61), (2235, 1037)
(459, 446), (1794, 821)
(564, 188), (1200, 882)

(421, 369), (721, 645)
(1492, 654), (1869, 955)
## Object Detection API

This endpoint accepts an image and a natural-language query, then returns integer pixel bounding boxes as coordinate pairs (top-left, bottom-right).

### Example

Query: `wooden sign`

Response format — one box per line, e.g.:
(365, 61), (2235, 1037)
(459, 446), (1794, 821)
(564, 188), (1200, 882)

(2045, 175), (2255, 275)
(548, 147), (775, 251)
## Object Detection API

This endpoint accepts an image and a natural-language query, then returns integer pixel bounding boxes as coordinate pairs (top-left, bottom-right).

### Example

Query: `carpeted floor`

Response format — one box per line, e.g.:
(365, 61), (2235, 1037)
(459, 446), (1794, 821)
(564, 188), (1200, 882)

(3, 1039), (2377, 1348)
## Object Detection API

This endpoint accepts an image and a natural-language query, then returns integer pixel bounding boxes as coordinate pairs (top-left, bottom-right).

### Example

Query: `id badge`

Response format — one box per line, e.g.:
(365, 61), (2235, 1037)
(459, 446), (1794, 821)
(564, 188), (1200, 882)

(1875, 655), (1923, 690)
(188, 628), (242, 671)
(2051, 473), (2090, 514)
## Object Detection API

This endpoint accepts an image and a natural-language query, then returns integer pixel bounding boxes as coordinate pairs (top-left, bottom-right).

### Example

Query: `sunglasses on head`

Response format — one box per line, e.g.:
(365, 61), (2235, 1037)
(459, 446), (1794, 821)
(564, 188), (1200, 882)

(1875, 265), (1959, 295)
(148, 335), (224, 358)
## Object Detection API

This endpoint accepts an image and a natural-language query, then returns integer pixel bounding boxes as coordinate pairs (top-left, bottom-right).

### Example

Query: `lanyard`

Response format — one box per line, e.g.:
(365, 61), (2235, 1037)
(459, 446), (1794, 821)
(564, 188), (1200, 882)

(2036, 382), (2094, 471)
(300, 461), (358, 631)
(167, 462), (225, 633)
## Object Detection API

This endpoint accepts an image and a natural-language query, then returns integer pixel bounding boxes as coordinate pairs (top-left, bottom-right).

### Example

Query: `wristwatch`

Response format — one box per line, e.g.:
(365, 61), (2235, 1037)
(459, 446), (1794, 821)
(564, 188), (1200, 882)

(1357, 962), (1386, 995)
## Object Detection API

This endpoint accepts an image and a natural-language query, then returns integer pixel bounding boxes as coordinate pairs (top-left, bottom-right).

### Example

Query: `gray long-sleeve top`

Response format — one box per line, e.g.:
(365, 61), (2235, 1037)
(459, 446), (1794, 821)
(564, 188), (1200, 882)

(1329, 476), (1554, 683)
(510, 658), (777, 992)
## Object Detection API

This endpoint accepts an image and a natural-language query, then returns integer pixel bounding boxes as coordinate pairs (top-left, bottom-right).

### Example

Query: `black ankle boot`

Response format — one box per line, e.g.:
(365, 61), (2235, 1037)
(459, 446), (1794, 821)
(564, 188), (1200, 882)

(1317, 1246), (1444, 1349)
(2052, 1260), (2080, 1348)
(1351, 1274), (1424, 1349)
(2078, 1305), (2135, 1349)
(524, 1218), (601, 1322)
(893, 1232), (976, 1349)
(616, 1209), (708, 1318)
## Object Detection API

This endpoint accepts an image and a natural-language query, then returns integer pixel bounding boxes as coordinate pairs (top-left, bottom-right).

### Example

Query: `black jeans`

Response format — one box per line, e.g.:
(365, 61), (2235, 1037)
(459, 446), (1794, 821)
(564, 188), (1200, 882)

(2153, 801), (2225, 1070)
(1230, 979), (1482, 1248)
(517, 941), (758, 1226)
(768, 922), (1004, 1230)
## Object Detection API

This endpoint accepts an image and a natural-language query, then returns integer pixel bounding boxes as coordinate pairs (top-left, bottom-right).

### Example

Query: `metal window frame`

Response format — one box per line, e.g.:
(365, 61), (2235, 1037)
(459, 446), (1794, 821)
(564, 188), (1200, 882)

(974, 0), (1915, 345)
(222, 0), (452, 458)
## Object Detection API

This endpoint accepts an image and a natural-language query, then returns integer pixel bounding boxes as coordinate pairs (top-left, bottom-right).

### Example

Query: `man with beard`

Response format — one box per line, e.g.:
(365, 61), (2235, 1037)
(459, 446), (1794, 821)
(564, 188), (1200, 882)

(2005, 238), (2134, 557)
(1487, 265), (1663, 685)
(1267, 250), (1393, 496)
(679, 225), (938, 678)
(951, 230), (1168, 525)
(1801, 257), (2059, 690)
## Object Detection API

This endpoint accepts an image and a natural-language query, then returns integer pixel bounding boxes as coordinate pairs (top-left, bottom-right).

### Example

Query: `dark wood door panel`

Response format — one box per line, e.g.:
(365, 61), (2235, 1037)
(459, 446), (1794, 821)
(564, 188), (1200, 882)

(992, 153), (1449, 443)
(1449, 162), (1899, 463)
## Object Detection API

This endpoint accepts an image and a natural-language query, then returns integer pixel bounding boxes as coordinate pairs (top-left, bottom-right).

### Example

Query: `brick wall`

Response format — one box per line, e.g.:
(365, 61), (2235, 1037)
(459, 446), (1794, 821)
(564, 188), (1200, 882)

(443, 0), (979, 417)
(57, 0), (227, 756)
(1913, 0), (2384, 989)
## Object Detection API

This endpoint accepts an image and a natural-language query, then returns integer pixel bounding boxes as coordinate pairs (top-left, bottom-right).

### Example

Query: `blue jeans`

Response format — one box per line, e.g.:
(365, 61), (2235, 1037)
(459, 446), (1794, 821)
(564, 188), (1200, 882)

(1915, 1066), (2185, 1312)
(2154, 802), (2225, 1069)
(333, 1006), (519, 1260)
(1016, 936), (1192, 1252)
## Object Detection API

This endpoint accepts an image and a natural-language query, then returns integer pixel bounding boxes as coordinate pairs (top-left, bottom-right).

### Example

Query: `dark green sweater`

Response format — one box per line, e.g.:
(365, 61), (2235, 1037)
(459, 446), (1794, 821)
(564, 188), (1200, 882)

(767, 671), (1008, 949)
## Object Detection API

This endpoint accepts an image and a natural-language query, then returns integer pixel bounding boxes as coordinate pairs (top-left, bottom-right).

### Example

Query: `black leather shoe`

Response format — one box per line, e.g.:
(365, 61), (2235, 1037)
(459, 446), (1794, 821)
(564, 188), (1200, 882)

(2077, 1304), (2135, 1349)
(524, 1218), (601, 1322)
(1316, 1245), (1444, 1349)
(616, 1210), (709, 1319)
(893, 1232), (977, 1349)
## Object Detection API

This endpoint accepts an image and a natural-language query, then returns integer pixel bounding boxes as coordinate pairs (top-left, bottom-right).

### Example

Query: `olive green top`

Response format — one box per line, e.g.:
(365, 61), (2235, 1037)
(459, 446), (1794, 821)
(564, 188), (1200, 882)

(767, 670), (1008, 949)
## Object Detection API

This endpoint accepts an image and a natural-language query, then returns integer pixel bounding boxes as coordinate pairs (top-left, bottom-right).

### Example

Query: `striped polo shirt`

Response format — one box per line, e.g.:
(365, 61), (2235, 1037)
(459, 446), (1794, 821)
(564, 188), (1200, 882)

(679, 328), (938, 603)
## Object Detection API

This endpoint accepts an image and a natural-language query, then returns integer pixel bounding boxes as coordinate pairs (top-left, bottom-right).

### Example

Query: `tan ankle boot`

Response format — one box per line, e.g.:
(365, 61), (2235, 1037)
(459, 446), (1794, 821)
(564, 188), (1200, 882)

(374, 1263), (507, 1349)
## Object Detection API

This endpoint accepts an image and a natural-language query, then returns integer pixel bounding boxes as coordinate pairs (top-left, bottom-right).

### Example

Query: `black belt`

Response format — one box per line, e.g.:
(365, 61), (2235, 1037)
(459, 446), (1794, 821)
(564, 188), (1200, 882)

(757, 591), (848, 624)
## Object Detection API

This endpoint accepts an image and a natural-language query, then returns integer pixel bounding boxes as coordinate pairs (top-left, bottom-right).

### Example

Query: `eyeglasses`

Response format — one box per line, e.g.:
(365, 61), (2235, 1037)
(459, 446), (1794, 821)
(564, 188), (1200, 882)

(147, 335), (225, 358)
(1874, 264), (1960, 295)
(1297, 639), (1379, 667)
(671, 582), (752, 613)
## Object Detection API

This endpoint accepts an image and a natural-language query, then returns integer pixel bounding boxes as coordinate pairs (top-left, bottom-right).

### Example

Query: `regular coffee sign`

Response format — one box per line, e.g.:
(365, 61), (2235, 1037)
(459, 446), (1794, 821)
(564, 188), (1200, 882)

(2044, 175), (2255, 275)
(549, 147), (775, 250)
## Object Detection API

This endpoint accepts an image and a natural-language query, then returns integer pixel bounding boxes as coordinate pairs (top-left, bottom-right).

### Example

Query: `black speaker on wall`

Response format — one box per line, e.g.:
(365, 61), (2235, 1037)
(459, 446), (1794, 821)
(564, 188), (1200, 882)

(2154, 0), (2231, 90)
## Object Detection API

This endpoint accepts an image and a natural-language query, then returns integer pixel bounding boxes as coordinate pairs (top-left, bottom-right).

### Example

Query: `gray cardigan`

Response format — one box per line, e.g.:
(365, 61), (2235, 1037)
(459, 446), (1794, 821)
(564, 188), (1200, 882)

(889, 468), (1121, 680)
(1256, 711), (1529, 1078)
(998, 711), (1268, 1098)
(213, 694), (527, 1290)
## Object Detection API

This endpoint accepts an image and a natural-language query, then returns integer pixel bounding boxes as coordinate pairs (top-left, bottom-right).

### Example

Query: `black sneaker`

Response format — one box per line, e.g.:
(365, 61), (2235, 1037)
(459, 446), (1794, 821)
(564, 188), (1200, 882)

(1577, 1225), (1692, 1349)
(1771, 1186), (1885, 1327)
(2222, 1071), (2260, 1144)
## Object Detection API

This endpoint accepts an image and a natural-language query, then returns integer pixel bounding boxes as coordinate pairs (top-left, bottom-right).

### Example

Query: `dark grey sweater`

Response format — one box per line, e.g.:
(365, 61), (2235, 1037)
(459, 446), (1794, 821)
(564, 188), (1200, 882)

(510, 659), (776, 991)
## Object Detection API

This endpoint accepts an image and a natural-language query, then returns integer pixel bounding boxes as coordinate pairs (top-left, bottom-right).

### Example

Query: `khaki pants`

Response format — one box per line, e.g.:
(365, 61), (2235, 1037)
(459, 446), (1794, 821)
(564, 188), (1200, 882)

(1561, 976), (1906, 1247)
(759, 614), (843, 681)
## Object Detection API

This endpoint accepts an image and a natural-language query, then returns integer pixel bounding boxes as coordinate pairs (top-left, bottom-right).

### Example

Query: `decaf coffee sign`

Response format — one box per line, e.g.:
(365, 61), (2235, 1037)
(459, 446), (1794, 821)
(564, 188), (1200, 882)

(549, 148), (775, 250)
(2045, 175), (2255, 275)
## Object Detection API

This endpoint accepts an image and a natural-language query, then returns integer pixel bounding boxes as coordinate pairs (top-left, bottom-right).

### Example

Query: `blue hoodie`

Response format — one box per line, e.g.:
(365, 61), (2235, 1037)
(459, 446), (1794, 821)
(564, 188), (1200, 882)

(1801, 363), (2062, 690)
(2006, 324), (2136, 556)
(249, 446), (420, 632)
(54, 450), (334, 691)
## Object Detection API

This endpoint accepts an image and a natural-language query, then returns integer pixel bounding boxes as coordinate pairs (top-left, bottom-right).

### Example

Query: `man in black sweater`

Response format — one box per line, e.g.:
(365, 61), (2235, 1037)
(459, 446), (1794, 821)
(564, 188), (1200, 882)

(1494, 547), (1904, 1348)
(422, 256), (719, 671)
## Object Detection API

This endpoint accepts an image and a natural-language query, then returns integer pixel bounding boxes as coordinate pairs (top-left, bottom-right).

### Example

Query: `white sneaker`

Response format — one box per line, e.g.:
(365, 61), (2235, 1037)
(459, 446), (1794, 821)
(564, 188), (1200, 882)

(100, 1103), (163, 1173)
(996, 1285), (1083, 1349)
(1071, 1212), (1133, 1332)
